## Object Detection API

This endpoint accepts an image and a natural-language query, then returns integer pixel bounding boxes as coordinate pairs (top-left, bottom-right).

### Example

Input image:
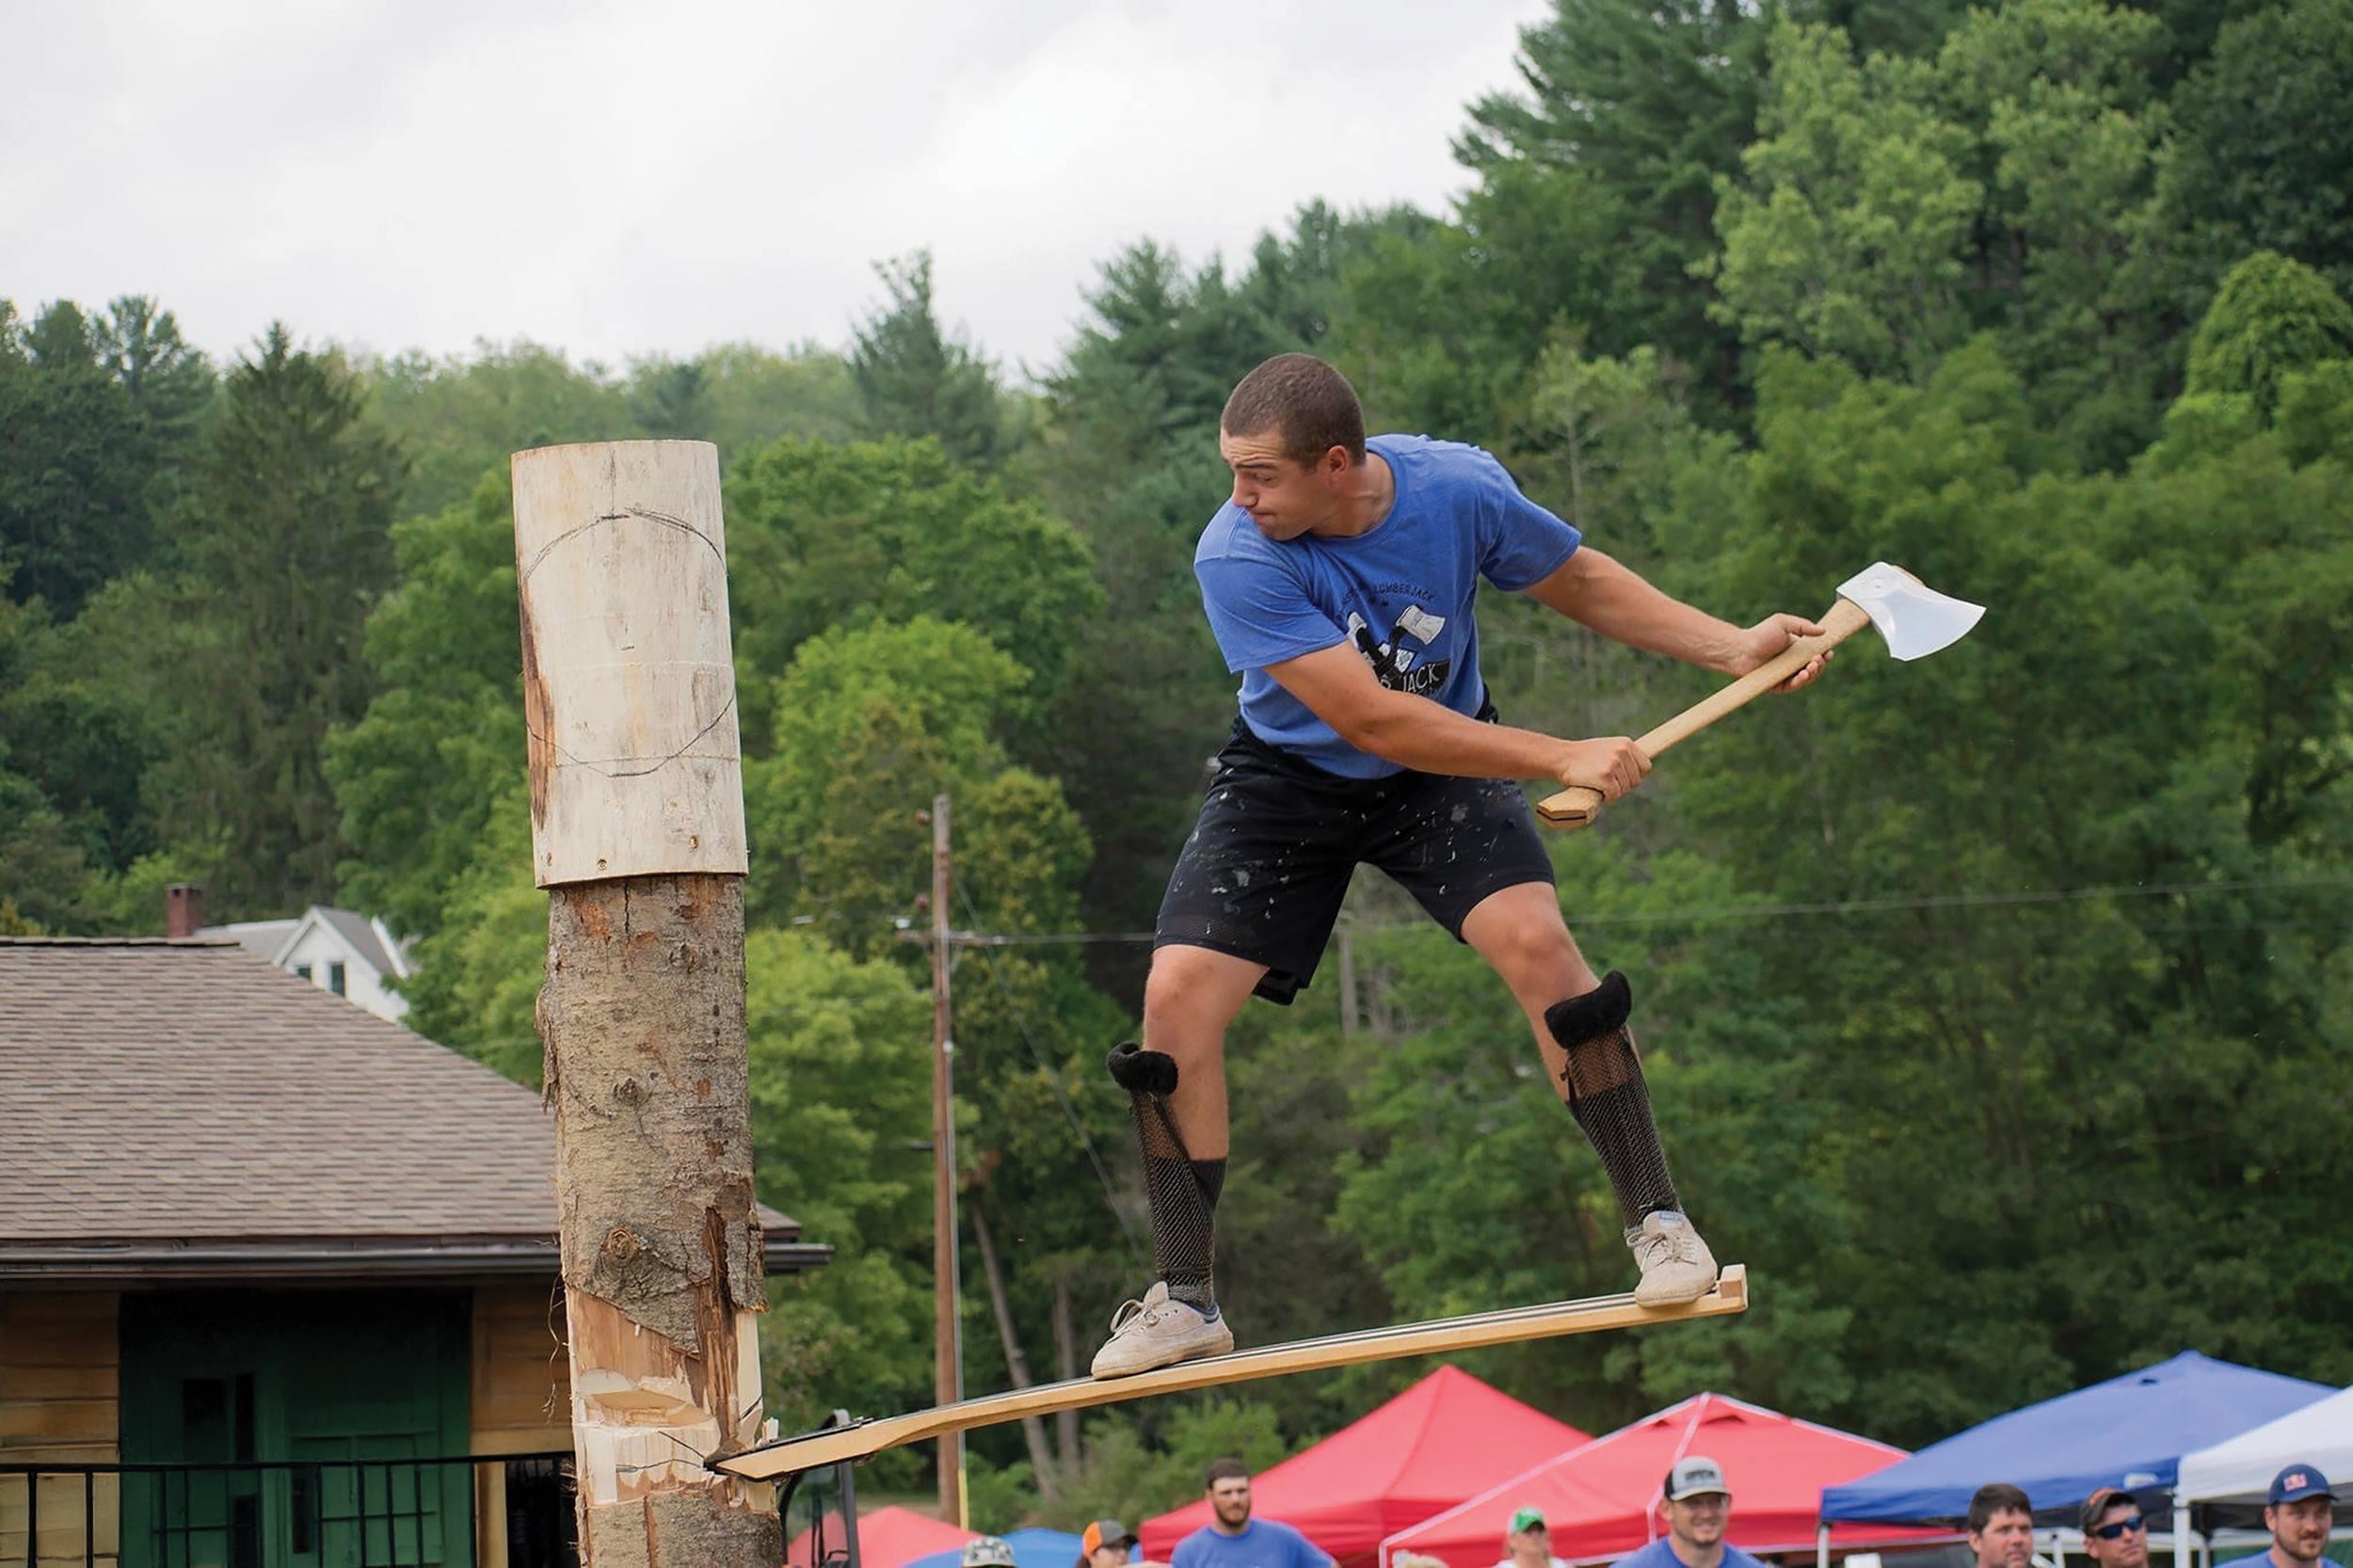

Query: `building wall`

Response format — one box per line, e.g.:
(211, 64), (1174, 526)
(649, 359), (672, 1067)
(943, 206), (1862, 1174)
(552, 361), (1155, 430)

(0, 1290), (121, 1568)
(280, 924), (408, 1023)
(470, 1280), (570, 1455)
(470, 1281), (574, 1568)
(3, 1283), (578, 1568)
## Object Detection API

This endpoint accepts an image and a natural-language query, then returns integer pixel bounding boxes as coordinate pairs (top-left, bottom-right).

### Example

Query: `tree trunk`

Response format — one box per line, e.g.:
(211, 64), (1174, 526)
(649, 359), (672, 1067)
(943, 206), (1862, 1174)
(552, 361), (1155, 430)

(541, 876), (776, 1567)
(514, 440), (775, 1568)
(971, 1203), (1057, 1498)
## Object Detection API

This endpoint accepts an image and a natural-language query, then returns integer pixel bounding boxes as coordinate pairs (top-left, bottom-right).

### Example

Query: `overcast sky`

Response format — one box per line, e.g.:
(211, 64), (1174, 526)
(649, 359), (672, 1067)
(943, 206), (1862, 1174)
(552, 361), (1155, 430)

(3, 0), (1551, 381)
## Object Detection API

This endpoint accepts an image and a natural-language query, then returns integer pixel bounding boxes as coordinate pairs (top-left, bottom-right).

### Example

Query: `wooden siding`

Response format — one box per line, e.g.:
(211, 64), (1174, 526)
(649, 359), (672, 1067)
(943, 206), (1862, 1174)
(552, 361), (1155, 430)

(470, 1281), (570, 1455)
(471, 1282), (573, 1568)
(1, 1291), (121, 1568)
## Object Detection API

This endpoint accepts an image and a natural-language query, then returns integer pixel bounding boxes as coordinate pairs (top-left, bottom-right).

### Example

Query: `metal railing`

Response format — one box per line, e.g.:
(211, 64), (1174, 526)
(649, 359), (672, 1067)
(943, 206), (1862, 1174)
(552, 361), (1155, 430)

(0, 1454), (577, 1568)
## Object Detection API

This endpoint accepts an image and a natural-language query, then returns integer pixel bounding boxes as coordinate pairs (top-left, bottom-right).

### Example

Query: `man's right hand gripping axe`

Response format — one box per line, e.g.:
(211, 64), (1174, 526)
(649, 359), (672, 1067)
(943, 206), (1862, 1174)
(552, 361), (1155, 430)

(1537, 563), (1984, 829)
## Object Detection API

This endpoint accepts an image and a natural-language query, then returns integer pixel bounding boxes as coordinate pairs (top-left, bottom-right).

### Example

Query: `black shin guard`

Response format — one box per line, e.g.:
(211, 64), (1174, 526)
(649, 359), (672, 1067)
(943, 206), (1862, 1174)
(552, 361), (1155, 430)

(1108, 1042), (1221, 1314)
(1544, 972), (1680, 1232)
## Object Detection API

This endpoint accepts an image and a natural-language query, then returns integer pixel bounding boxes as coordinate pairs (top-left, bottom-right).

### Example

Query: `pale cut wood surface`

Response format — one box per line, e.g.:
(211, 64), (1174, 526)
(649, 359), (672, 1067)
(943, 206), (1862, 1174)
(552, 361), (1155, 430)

(717, 1266), (1749, 1480)
(512, 440), (747, 888)
(1537, 597), (1875, 826)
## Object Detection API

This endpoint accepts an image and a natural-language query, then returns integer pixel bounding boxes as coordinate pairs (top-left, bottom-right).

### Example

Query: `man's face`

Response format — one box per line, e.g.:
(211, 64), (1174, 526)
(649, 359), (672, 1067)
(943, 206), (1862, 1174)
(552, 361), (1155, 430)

(1209, 1476), (1252, 1529)
(1089, 1547), (1129, 1568)
(2085, 1503), (2149, 1568)
(2265, 1496), (2333, 1563)
(1220, 427), (1347, 541)
(1507, 1526), (1550, 1561)
(1970, 1509), (2035, 1568)
(1666, 1493), (1730, 1550)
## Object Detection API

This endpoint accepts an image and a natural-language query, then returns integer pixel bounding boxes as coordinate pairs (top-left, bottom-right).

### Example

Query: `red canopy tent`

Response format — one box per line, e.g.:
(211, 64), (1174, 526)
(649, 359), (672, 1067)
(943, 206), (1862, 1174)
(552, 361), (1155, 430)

(789, 1505), (976, 1568)
(1381, 1393), (1947, 1568)
(1142, 1366), (1591, 1568)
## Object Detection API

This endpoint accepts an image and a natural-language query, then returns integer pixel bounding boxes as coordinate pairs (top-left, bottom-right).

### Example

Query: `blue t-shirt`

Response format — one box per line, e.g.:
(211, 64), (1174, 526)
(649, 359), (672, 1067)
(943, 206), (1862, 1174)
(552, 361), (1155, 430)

(1171, 1519), (1334, 1568)
(1614, 1540), (1771, 1568)
(1193, 433), (1581, 778)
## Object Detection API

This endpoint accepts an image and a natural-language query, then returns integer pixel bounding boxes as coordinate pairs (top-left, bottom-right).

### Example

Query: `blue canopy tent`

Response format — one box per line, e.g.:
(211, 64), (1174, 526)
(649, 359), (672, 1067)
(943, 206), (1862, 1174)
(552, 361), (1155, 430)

(1819, 1352), (2333, 1529)
(1816, 1352), (2333, 1568)
(904, 1528), (1088, 1568)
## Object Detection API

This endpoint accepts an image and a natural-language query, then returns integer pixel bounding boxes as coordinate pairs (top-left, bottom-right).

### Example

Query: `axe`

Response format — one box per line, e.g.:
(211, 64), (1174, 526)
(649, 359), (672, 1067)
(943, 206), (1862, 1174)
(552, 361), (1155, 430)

(1536, 563), (1984, 828)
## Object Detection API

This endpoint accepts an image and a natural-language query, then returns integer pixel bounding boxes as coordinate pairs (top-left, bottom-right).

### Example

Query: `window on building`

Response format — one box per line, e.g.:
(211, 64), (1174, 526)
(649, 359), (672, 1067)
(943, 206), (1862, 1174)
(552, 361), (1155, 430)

(328, 961), (346, 997)
(294, 964), (312, 982)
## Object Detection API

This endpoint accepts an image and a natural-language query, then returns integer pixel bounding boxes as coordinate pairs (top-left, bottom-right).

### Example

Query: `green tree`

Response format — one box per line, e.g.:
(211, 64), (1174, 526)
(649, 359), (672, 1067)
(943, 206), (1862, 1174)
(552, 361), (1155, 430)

(2182, 250), (2353, 414)
(1457, 0), (1771, 414)
(363, 340), (631, 518)
(726, 435), (1101, 746)
(851, 251), (1015, 466)
(156, 324), (406, 915)
(328, 472), (524, 935)
(0, 301), (165, 614)
(2157, 0), (2353, 299)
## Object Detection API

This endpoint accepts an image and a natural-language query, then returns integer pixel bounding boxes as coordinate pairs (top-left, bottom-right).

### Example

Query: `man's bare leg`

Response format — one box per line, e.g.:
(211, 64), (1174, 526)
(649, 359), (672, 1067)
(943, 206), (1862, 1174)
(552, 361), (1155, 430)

(1460, 883), (1717, 1304)
(1092, 943), (1264, 1376)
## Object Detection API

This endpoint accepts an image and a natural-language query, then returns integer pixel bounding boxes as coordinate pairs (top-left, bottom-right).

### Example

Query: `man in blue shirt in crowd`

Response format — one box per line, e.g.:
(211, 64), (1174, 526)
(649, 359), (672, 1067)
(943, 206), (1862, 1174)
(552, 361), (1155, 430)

(1094, 352), (1832, 1376)
(1615, 1459), (1769, 1568)
(1171, 1458), (1333, 1568)
(2251, 1464), (2338, 1568)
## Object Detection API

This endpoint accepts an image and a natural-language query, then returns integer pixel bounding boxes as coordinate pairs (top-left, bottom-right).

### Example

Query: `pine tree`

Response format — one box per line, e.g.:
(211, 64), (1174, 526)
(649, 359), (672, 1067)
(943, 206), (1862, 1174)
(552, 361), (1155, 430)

(159, 324), (405, 914)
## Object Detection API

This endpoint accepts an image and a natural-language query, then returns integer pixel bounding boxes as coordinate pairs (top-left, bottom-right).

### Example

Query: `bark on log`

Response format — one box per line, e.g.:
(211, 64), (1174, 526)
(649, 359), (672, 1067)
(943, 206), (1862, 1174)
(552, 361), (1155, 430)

(540, 875), (775, 1554)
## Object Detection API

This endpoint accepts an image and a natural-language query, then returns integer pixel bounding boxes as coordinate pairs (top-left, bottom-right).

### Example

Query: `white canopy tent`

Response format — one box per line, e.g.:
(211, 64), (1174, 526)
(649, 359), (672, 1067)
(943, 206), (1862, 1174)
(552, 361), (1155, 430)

(2178, 1385), (2353, 1506)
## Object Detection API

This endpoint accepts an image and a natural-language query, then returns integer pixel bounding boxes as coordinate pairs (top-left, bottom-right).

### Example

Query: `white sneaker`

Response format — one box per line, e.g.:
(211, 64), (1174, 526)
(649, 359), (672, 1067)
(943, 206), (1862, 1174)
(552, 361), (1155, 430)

(1090, 1282), (1235, 1379)
(1626, 1211), (1719, 1307)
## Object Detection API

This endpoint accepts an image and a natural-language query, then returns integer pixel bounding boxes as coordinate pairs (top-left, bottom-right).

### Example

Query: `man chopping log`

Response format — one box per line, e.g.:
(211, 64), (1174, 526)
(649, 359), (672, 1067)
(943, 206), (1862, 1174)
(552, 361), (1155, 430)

(1095, 353), (1830, 1377)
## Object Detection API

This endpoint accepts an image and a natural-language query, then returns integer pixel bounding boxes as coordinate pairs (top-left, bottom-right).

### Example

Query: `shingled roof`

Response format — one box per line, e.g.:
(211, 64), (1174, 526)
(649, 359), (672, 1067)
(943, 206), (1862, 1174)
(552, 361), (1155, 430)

(0, 938), (825, 1282)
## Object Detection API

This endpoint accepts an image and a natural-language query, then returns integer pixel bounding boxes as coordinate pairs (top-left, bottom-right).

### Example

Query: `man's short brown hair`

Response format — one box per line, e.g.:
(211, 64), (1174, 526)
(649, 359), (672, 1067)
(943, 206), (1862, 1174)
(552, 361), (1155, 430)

(1968, 1483), (2034, 1534)
(1221, 353), (1366, 466)
(1204, 1456), (1251, 1489)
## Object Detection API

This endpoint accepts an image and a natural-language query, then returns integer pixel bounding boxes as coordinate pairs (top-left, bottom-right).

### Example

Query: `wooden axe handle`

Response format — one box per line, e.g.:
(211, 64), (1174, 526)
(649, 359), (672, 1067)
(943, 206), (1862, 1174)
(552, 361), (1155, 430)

(1535, 596), (1874, 828)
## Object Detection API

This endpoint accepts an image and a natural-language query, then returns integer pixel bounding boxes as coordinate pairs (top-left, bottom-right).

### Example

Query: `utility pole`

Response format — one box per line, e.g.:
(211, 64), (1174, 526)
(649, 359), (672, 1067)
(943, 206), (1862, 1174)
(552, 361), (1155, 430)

(512, 440), (776, 1568)
(928, 793), (966, 1525)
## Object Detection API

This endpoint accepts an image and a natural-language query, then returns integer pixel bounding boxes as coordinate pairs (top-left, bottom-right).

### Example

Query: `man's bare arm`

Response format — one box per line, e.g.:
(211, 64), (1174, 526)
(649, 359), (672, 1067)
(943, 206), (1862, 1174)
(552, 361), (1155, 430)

(1263, 643), (1649, 799)
(1522, 547), (1831, 688)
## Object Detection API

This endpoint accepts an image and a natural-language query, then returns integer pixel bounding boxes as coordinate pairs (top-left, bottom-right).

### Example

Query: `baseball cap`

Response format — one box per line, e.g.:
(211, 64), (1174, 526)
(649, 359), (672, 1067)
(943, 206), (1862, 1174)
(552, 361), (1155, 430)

(1667, 1457), (1730, 1501)
(2080, 1488), (2137, 1532)
(2268, 1465), (2333, 1505)
(1508, 1507), (1548, 1536)
(1082, 1522), (1135, 1556)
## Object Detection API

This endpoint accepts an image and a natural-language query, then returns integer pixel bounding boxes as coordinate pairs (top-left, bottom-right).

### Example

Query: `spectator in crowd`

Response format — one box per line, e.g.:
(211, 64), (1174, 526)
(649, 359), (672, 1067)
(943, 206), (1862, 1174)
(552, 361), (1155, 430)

(1968, 1484), (2035, 1568)
(1615, 1457), (1767, 1568)
(1082, 1520), (1167, 1568)
(2080, 1488), (2148, 1568)
(1083, 1522), (1134, 1568)
(1171, 1458), (1335, 1568)
(2254, 1465), (2337, 1568)
(1495, 1506), (1570, 1568)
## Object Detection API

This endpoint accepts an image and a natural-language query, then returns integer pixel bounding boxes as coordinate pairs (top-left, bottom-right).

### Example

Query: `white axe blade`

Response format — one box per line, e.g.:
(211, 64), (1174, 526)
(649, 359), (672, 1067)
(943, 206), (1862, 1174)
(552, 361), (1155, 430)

(1835, 562), (1985, 662)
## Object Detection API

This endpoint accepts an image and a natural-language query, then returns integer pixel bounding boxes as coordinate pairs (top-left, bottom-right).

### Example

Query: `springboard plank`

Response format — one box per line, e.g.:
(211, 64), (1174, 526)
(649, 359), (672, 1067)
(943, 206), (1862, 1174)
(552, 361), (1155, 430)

(718, 1265), (1748, 1480)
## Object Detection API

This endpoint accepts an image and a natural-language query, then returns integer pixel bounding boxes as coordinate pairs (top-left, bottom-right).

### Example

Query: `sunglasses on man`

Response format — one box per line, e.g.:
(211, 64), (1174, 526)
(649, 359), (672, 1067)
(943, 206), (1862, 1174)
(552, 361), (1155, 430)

(2091, 1516), (2146, 1541)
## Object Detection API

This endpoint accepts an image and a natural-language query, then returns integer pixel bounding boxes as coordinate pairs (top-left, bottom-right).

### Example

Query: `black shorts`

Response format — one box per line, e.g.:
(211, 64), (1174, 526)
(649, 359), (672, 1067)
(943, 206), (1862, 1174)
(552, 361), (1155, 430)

(1153, 707), (1557, 1004)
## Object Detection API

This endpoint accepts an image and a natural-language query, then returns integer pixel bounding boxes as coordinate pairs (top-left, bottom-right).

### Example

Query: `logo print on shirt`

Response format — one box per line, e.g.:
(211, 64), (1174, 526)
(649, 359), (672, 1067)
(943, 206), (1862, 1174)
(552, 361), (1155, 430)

(1346, 604), (1452, 696)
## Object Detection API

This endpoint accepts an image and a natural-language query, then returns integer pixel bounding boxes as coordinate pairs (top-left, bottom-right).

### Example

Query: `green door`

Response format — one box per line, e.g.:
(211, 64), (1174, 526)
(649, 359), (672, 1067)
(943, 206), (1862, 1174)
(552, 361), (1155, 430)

(120, 1290), (472, 1568)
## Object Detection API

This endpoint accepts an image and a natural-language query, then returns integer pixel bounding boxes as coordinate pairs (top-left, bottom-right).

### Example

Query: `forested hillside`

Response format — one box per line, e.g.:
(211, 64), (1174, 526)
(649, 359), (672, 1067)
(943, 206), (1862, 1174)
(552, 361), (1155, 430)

(5, 0), (2348, 1528)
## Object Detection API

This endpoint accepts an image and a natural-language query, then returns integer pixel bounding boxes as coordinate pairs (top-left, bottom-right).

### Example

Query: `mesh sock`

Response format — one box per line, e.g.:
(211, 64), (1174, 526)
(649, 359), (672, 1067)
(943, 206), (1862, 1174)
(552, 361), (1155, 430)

(1543, 972), (1680, 1232)
(1109, 1043), (1222, 1316)
(1191, 1158), (1227, 1213)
